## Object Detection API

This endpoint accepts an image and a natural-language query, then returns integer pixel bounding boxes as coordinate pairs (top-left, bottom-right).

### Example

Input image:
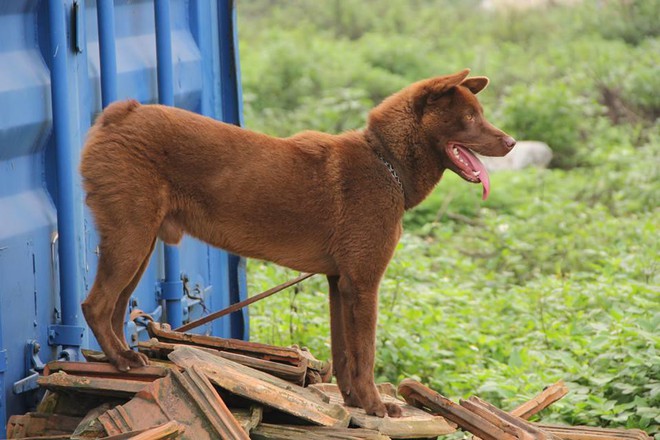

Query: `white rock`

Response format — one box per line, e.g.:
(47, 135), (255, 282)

(478, 141), (553, 172)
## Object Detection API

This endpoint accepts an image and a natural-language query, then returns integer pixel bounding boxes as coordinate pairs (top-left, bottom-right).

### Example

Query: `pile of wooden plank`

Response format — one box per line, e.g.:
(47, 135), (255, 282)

(5, 323), (652, 440)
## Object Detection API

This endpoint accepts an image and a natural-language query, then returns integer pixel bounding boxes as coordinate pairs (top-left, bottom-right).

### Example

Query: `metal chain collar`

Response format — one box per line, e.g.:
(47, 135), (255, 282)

(376, 152), (404, 194)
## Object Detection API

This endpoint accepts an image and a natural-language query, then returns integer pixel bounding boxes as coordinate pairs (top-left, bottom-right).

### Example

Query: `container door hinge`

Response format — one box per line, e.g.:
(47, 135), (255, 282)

(12, 340), (45, 394)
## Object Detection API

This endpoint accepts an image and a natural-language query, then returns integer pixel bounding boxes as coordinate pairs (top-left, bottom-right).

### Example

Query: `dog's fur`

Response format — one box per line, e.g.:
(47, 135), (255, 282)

(80, 69), (514, 417)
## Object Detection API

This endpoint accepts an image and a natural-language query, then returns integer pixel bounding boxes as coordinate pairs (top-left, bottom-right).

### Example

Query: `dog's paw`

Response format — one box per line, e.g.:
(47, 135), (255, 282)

(113, 350), (150, 371)
(385, 402), (403, 418)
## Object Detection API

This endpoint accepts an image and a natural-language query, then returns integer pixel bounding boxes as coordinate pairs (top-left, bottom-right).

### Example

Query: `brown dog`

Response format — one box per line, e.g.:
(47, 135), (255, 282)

(80, 68), (514, 417)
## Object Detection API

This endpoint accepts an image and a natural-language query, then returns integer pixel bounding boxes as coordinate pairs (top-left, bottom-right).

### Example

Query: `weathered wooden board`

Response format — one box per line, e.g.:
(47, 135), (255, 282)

(139, 339), (307, 385)
(311, 383), (455, 438)
(38, 372), (148, 398)
(534, 424), (652, 440)
(250, 423), (391, 440)
(149, 322), (302, 365)
(168, 345), (350, 427)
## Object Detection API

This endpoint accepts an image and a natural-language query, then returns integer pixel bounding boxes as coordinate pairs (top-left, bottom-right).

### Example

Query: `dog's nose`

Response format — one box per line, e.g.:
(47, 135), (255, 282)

(503, 136), (516, 150)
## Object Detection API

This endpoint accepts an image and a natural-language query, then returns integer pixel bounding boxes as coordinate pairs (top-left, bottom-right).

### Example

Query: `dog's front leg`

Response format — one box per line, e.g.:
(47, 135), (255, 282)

(337, 274), (402, 418)
(328, 275), (360, 407)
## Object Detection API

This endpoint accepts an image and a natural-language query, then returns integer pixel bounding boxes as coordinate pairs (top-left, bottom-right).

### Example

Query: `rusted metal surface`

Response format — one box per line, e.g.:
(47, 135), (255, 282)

(250, 423), (391, 440)
(511, 381), (569, 420)
(311, 383), (455, 438)
(168, 345), (350, 427)
(38, 371), (148, 398)
(44, 361), (170, 382)
(398, 379), (517, 440)
(175, 273), (315, 333)
(533, 424), (652, 440)
(6, 412), (81, 438)
(106, 421), (186, 440)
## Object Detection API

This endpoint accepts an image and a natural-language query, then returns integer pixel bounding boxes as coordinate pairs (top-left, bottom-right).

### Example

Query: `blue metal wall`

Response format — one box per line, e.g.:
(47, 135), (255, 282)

(0, 0), (247, 426)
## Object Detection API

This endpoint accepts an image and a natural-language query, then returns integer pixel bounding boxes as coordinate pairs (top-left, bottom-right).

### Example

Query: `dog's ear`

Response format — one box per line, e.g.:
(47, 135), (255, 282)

(413, 69), (471, 117)
(461, 76), (489, 94)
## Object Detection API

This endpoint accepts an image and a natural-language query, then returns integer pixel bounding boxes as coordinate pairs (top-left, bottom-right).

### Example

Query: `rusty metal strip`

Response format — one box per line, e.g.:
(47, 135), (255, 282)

(38, 371), (148, 398)
(397, 379), (516, 440)
(311, 383), (455, 438)
(511, 381), (569, 420)
(175, 272), (315, 332)
(168, 345), (350, 427)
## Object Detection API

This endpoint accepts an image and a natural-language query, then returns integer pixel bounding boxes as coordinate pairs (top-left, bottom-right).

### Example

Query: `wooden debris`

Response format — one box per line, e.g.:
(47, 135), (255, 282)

(250, 423), (390, 440)
(231, 405), (263, 434)
(77, 368), (249, 440)
(534, 424), (652, 440)
(311, 383), (455, 438)
(107, 421), (186, 440)
(460, 396), (562, 439)
(6, 412), (82, 438)
(511, 381), (569, 420)
(168, 345), (350, 427)
(148, 322), (303, 365)
(44, 361), (170, 382)
(38, 371), (148, 398)
(399, 379), (516, 440)
(139, 339), (307, 385)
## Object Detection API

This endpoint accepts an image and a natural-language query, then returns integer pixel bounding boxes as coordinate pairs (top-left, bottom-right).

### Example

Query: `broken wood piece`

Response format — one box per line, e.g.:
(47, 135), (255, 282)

(120, 421), (186, 440)
(231, 406), (263, 434)
(397, 379), (516, 440)
(139, 339), (307, 385)
(250, 423), (390, 440)
(533, 424), (652, 440)
(311, 383), (455, 438)
(168, 345), (350, 427)
(6, 412), (82, 439)
(462, 396), (561, 440)
(38, 371), (148, 398)
(78, 368), (249, 440)
(44, 361), (170, 382)
(148, 322), (303, 365)
(511, 381), (569, 420)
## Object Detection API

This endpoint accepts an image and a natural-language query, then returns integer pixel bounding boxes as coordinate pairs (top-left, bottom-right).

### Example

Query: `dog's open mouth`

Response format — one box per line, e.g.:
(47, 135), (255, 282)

(446, 142), (491, 200)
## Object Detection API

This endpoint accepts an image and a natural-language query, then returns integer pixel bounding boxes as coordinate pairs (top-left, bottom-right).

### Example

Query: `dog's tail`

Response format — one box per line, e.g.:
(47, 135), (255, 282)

(97, 99), (140, 127)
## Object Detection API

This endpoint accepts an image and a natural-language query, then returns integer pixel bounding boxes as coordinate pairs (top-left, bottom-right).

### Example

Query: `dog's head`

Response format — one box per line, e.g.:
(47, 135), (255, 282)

(368, 69), (515, 200)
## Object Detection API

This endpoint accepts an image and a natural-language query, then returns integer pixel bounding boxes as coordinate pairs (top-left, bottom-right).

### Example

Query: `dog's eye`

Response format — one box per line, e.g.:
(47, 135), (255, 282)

(465, 114), (474, 121)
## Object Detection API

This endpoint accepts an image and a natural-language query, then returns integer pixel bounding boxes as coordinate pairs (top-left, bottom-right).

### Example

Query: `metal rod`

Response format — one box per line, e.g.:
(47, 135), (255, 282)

(175, 273), (315, 333)
(48, 0), (82, 334)
(97, 0), (118, 107)
(154, 0), (183, 329)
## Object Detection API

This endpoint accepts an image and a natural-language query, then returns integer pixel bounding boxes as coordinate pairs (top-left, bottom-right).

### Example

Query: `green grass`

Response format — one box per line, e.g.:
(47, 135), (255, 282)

(238, 0), (659, 435)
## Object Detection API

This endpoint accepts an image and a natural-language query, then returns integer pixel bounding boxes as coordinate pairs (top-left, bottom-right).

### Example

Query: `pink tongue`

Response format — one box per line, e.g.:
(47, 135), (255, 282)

(459, 147), (491, 200)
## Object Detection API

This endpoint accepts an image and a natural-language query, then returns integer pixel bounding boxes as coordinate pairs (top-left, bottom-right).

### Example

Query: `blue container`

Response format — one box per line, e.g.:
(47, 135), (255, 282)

(0, 0), (247, 426)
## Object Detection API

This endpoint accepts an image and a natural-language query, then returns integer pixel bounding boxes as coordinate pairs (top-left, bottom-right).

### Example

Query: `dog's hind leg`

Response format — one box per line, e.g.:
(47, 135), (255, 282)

(82, 225), (159, 371)
(111, 237), (157, 357)
(328, 275), (360, 407)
